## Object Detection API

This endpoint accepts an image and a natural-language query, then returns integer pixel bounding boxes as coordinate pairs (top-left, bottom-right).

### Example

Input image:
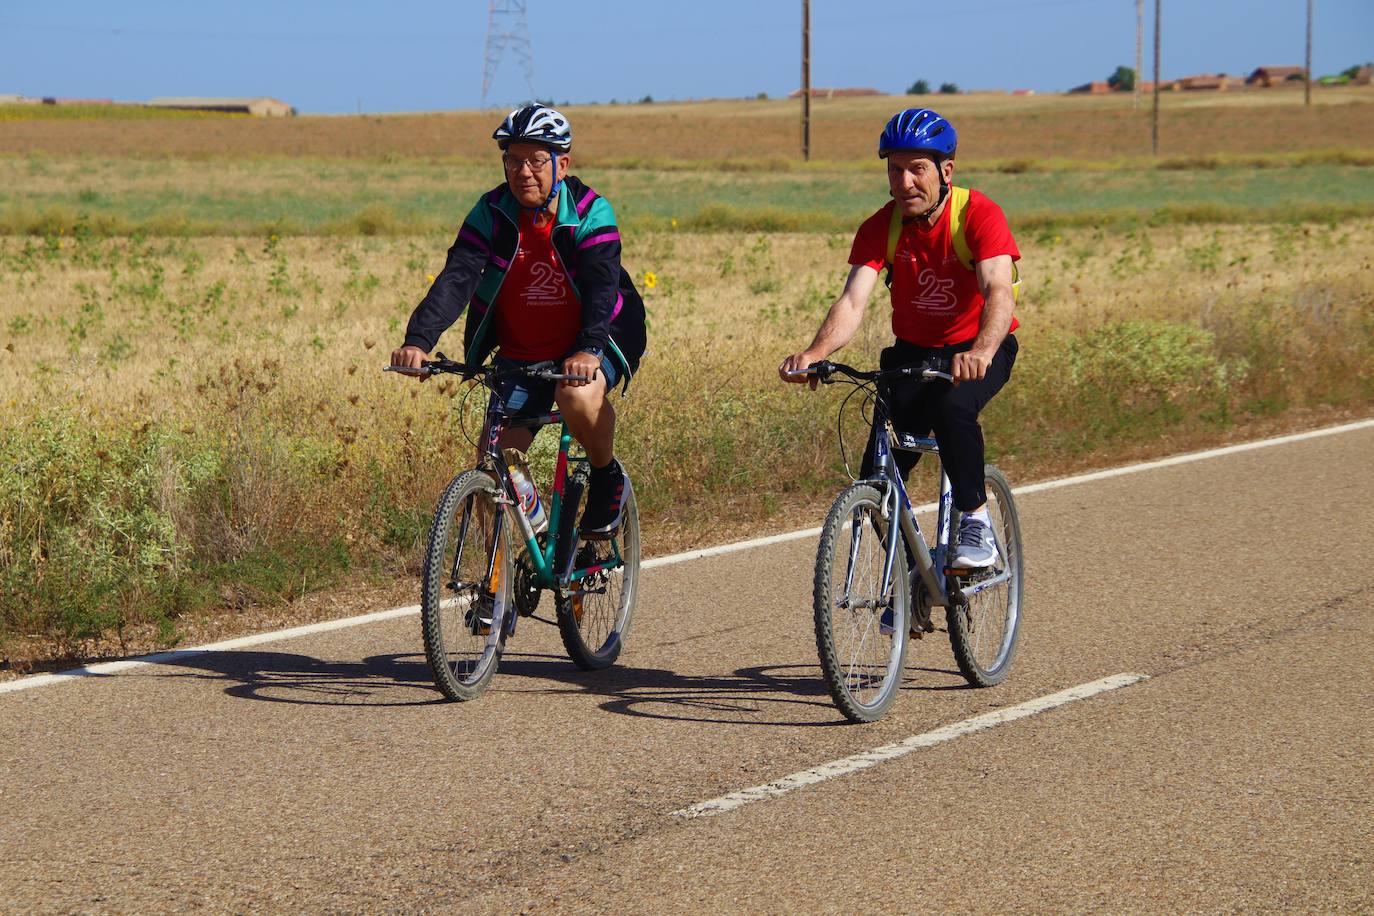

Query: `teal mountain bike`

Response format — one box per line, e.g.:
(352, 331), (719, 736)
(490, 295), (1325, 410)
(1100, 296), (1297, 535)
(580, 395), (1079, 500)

(387, 354), (640, 701)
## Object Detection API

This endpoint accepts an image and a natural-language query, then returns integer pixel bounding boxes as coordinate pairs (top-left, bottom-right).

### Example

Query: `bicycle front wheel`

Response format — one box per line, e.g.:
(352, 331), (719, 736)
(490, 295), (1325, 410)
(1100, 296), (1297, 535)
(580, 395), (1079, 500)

(814, 483), (910, 723)
(421, 469), (514, 701)
(946, 465), (1024, 687)
(556, 469), (640, 670)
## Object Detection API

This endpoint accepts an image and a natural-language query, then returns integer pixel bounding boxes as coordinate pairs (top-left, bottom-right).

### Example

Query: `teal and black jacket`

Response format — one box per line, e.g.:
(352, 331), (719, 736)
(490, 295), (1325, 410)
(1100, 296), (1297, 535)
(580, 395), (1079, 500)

(404, 175), (647, 386)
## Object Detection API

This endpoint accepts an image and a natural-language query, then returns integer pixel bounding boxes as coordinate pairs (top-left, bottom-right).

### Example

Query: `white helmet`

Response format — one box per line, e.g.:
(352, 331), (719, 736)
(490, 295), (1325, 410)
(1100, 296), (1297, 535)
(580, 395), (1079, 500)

(492, 104), (572, 152)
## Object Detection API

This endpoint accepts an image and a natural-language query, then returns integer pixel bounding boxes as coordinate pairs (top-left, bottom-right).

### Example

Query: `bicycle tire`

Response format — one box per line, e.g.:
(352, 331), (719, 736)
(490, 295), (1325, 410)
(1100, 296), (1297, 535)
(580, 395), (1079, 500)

(814, 483), (910, 722)
(555, 469), (640, 670)
(420, 469), (514, 701)
(946, 465), (1024, 687)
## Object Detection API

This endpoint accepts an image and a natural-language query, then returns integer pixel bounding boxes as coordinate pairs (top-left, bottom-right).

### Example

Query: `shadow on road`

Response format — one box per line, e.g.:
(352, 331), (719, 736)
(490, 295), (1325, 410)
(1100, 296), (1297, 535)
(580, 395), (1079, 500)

(158, 642), (967, 725)
(162, 649), (445, 707)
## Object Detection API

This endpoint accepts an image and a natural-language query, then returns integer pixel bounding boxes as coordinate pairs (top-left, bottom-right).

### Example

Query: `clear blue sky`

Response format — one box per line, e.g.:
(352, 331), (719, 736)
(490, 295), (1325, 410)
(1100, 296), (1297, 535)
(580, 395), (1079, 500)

(2, 1), (1370, 113)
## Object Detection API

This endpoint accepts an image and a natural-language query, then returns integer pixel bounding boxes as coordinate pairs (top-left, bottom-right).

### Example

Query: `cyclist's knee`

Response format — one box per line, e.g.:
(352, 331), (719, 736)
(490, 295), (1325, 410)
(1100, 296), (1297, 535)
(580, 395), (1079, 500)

(554, 377), (609, 414)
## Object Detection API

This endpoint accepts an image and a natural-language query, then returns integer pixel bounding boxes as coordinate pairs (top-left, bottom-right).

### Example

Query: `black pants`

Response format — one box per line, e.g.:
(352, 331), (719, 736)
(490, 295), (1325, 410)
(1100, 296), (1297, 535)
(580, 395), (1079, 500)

(859, 334), (1018, 512)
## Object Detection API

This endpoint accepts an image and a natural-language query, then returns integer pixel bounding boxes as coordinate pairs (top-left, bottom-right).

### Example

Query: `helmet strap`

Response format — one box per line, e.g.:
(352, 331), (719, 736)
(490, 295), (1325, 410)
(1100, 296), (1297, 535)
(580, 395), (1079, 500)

(915, 165), (951, 223)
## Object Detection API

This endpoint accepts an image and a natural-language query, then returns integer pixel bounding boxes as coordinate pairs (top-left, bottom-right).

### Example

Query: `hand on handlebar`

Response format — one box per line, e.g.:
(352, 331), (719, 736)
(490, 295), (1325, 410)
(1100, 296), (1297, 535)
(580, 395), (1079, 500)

(951, 349), (992, 385)
(779, 351), (823, 390)
(561, 351), (601, 388)
(390, 344), (430, 380)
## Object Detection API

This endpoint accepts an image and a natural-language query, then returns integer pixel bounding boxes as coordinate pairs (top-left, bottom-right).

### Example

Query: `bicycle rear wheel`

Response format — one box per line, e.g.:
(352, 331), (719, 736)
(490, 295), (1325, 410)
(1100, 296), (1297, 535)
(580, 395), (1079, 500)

(421, 469), (514, 701)
(555, 467), (639, 670)
(814, 483), (910, 722)
(946, 465), (1024, 686)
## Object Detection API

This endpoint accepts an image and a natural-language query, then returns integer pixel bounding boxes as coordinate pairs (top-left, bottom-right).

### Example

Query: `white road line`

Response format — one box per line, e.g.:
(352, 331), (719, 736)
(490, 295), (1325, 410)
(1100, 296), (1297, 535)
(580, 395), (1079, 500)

(670, 673), (1148, 818)
(4, 417), (1370, 696)
(0, 608), (417, 695)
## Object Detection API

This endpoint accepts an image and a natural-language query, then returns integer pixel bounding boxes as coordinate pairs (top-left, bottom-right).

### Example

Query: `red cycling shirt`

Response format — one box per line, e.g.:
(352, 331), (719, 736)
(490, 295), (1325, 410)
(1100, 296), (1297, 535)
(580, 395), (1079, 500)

(849, 189), (1020, 347)
(494, 211), (583, 360)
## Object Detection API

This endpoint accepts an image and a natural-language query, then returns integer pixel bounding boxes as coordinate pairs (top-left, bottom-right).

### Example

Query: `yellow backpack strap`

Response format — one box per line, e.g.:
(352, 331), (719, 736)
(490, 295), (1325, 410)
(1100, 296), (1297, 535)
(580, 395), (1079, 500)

(883, 203), (902, 288)
(949, 185), (1021, 302)
(886, 202), (902, 266)
(948, 185), (974, 269)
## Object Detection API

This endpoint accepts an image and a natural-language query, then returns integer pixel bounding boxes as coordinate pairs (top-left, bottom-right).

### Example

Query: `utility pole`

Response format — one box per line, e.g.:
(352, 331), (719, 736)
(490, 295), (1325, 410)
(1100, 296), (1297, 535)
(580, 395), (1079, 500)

(1305, 0), (1313, 107)
(481, 0), (536, 110)
(1135, 0), (1143, 109)
(801, 0), (811, 161)
(1152, 0), (1161, 155)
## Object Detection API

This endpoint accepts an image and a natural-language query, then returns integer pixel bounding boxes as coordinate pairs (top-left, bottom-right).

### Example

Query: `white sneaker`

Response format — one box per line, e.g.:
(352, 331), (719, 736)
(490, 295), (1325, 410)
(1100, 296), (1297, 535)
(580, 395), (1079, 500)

(950, 517), (998, 569)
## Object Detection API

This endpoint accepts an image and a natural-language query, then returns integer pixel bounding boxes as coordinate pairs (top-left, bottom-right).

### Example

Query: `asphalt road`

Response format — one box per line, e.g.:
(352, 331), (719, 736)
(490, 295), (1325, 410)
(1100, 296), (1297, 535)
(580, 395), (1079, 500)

(2, 425), (1371, 913)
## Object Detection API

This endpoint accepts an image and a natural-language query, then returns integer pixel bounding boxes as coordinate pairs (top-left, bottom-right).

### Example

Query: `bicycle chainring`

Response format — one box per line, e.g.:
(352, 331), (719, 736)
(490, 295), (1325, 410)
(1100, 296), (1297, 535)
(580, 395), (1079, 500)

(513, 536), (546, 617)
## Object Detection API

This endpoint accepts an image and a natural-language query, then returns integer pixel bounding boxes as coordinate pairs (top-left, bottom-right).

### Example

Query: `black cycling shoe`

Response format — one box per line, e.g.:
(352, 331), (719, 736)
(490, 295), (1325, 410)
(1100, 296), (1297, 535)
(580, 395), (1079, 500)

(579, 460), (625, 539)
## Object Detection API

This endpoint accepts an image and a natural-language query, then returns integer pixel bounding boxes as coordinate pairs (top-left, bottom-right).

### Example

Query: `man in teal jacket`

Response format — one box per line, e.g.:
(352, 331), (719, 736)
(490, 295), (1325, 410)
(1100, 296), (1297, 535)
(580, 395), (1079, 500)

(392, 105), (646, 536)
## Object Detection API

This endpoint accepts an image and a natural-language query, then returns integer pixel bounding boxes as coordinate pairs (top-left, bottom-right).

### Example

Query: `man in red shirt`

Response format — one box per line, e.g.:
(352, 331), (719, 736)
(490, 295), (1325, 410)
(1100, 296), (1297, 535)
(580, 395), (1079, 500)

(780, 108), (1019, 570)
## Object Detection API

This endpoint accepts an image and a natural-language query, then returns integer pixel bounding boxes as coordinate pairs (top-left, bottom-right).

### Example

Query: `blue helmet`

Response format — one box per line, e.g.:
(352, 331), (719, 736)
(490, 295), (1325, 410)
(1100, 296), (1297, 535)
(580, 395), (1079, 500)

(878, 108), (957, 160)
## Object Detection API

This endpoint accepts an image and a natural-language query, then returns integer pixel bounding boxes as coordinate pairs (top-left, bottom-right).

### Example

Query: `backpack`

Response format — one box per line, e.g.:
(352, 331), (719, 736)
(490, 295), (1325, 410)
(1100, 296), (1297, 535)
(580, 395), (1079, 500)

(885, 185), (1021, 301)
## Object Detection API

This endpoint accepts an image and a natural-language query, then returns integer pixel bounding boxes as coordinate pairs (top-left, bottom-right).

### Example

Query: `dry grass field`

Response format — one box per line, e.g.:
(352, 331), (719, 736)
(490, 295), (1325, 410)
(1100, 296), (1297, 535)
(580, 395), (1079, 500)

(2, 88), (1373, 670)
(3, 87), (1373, 163)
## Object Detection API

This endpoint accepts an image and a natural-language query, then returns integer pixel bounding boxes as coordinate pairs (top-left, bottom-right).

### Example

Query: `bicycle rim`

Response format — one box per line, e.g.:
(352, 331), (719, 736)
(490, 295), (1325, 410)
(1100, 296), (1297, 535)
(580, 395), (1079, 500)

(814, 484), (910, 722)
(421, 470), (513, 701)
(558, 477), (639, 670)
(947, 465), (1023, 686)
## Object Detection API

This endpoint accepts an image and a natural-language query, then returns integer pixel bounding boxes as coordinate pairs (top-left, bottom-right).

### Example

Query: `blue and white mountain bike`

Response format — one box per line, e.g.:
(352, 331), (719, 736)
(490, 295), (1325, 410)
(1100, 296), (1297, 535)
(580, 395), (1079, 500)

(795, 358), (1025, 722)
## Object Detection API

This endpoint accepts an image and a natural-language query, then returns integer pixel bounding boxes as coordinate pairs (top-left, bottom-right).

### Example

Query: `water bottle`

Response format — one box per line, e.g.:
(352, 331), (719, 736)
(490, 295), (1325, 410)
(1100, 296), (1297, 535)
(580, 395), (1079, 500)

(503, 448), (547, 534)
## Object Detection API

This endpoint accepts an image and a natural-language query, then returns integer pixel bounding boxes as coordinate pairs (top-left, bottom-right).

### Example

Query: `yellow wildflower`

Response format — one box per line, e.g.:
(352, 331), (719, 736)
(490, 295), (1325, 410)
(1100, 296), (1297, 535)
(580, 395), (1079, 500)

(644, 271), (658, 289)
(426, 274), (435, 283)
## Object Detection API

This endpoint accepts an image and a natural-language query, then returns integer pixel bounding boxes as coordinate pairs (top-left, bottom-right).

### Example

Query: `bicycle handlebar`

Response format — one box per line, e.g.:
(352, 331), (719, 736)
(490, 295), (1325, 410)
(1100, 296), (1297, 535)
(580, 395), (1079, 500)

(383, 353), (593, 383)
(789, 358), (955, 385)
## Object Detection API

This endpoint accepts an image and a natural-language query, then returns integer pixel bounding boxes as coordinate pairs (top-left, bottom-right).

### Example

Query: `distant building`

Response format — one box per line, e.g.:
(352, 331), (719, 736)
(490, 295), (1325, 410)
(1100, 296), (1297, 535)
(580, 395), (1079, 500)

(1068, 81), (1112, 94)
(1177, 74), (1227, 91)
(1246, 66), (1305, 87)
(1354, 65), (1373, 86)
(146, 96), (294, 117)
(788, 87), (882, 99)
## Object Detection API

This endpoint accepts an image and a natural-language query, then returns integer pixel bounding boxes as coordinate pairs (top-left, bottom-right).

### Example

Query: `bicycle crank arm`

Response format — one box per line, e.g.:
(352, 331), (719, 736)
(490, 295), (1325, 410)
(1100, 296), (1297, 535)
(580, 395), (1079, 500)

(958, 568), (1012, 599)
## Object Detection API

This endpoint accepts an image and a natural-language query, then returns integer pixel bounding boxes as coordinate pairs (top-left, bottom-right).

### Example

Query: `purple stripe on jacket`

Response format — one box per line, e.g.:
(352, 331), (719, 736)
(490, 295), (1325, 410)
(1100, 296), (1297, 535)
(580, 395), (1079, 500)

(458, 225), (491, 254)
(577, 229), (621, 250)
(610, 291), (623, 320)
(576, 189), (598, 217)
(491, 253), (511, 270)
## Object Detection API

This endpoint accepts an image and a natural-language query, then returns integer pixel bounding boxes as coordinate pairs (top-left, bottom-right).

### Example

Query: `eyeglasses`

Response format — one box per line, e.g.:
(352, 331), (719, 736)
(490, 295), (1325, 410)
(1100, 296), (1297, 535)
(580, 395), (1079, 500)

(502, 154), (553, 173)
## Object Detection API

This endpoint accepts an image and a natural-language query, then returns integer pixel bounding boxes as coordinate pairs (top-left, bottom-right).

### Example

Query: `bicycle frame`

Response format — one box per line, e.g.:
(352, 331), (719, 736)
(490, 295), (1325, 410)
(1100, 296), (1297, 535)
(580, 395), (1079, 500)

(470, 384), (624, 595)
(862, 400), (1015, 609)
(866, 420), (953, 609)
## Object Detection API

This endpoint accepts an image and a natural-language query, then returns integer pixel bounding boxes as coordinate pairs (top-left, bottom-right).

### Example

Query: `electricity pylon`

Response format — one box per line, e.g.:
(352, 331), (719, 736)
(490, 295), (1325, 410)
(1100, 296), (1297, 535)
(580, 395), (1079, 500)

(481, 1), (536, 110)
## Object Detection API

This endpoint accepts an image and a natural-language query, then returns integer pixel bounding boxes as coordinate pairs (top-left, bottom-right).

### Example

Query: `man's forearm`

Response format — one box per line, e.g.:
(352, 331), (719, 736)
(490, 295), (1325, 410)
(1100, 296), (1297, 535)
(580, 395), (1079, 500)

(806, 296), (865, 358)
(972, 289), (1014, 355)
